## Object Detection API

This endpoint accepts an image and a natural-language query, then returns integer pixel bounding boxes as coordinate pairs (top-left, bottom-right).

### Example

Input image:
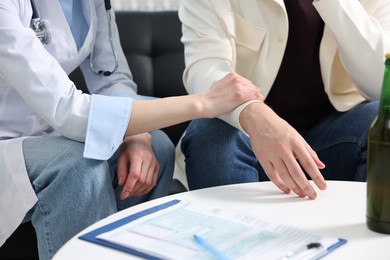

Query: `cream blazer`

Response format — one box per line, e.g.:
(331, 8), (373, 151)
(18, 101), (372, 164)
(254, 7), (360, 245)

(179, 0), (390, 131)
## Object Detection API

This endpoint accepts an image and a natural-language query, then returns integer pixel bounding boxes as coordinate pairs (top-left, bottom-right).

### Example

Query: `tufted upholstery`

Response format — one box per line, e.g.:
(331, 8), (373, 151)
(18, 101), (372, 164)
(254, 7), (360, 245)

(72, 11), (189, 145)
(0, 11), (188, 259)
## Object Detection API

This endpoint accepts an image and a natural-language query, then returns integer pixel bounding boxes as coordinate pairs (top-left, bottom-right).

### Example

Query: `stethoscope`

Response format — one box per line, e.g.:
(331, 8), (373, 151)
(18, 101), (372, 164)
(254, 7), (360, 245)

(30, 0), (118, 76)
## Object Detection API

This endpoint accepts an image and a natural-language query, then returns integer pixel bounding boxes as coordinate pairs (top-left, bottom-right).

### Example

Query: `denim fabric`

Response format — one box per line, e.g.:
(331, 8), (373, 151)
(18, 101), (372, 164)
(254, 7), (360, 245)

(182, 101), (378, 190)
(22, 130), (174, 260)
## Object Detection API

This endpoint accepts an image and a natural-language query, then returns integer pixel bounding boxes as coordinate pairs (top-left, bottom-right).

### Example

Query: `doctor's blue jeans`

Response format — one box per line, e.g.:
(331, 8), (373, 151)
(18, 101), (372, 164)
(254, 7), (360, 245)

(22, 130), (174, 260)
(181, 101), (378, 190)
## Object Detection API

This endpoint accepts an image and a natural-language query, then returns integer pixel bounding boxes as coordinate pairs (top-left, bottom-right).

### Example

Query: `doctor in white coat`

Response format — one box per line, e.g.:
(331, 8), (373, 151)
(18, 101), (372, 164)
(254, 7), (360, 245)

(0, 0), (262, 259)
(0, 1), (176, 259)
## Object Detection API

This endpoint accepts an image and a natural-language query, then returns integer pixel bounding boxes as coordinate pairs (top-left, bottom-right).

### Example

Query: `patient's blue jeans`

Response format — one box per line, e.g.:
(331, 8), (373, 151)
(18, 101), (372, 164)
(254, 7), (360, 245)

(181, 101), (378, 190)
(22, 130), (174, 260)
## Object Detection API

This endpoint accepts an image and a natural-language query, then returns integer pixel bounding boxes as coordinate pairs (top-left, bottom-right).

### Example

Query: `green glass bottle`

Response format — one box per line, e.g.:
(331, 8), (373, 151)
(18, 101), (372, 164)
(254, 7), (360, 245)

(367, 53), (390, 234)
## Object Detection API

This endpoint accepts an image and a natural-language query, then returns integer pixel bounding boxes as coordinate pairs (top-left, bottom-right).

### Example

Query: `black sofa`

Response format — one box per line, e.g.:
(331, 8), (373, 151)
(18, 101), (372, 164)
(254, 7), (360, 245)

(0, 10), (188, 259)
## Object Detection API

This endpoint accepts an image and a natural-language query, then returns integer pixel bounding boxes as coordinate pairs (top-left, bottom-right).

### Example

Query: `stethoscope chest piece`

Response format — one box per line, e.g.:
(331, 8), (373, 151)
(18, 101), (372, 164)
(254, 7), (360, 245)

(32, 19), (51, 45)
(30, 0), (117, 76)
(30, 0), (51, 45)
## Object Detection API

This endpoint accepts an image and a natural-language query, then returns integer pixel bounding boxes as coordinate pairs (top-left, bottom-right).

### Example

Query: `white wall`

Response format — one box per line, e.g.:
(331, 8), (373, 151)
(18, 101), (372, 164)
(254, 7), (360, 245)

(112, 0), (179, 11)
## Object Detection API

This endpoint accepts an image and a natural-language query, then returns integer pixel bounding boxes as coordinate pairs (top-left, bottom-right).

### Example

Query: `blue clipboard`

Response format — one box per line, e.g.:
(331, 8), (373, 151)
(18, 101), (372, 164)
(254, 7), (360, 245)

(79, 199), (347, 260)
(282, 238), (348, 259)
(78, 199), (181, 260)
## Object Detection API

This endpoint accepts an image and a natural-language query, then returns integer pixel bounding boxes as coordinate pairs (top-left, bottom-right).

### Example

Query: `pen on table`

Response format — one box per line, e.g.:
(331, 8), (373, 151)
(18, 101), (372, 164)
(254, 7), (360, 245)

(281, 242), (323, 260)
(193, 235), (230, 260)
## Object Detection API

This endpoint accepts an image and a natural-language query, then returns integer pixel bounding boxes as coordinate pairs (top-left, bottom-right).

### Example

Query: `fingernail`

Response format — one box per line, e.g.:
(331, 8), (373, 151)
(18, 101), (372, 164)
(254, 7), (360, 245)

(118, 176), (122, 184)
(309, 193), (317, 200)
(121, 191), (129, 200)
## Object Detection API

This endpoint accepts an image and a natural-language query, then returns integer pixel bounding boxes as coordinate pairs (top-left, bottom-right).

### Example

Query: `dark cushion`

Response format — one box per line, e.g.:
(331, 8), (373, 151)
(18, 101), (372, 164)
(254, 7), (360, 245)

(118, 11), (187, 97)
(116, 11), (188, 145)
(70, 11), (188, 145)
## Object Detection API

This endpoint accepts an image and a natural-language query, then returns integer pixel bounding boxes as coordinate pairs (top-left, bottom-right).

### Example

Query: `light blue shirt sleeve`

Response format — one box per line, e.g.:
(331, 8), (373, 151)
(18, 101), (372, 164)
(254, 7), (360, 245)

(83, 94), (132, 160)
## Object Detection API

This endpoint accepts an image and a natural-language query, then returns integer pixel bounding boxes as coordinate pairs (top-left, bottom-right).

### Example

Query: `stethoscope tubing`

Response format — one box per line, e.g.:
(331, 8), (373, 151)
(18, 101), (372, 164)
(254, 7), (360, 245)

(29, 0), (118, 77)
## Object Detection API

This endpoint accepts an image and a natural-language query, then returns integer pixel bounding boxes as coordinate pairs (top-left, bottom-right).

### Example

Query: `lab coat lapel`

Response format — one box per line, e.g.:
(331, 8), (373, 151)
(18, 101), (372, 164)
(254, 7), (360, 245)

(79, 0), (94, 58)
(33, 0), (95, 74)
(33, 0), (77, 61)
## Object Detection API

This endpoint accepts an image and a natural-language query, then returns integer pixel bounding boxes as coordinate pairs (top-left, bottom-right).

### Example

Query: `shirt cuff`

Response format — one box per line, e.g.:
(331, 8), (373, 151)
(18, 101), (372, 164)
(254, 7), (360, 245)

(218, 100), (263, 136)
(83, 94), (132, 160)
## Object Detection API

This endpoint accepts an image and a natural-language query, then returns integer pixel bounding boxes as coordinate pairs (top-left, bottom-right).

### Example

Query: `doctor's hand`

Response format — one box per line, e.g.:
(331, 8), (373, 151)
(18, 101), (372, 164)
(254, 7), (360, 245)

(240, 102), (327, 200)
(202, 72), (263, 118)
(117, 133), (159, 199)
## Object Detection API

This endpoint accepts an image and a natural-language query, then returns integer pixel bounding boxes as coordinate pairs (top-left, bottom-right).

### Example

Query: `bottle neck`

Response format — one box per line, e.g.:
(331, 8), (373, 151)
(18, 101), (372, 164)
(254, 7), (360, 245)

(378, 58), (390, 115)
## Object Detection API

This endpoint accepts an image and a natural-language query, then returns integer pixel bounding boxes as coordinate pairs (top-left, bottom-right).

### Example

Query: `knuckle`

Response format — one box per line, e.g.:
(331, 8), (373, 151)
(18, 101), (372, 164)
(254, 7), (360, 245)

(132, 170), (141, 180)
(288, 169), (300, 179)
(300, 159), (313, 171)
(278, 169), (288, 179)
(234, 90), (245, 100)
(228, 71), (238, 78)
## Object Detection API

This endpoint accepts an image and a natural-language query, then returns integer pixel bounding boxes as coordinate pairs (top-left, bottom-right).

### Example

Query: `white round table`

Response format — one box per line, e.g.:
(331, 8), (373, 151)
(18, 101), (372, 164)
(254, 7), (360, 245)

(53, 181), (389, 259)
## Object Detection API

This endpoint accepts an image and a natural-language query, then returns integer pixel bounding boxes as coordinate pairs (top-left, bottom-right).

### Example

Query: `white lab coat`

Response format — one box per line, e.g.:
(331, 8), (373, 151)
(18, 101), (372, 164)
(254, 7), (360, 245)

(0, 0), (136, 246)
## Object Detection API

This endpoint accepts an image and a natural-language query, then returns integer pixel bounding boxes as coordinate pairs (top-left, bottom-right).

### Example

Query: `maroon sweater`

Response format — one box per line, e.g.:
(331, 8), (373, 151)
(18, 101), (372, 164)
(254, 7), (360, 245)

(264, 0), (335, 131)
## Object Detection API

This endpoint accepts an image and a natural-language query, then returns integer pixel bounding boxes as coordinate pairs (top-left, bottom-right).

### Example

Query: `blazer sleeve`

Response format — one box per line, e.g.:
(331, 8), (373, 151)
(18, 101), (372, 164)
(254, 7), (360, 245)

(314, 0), (390, 100)
(179, 0), (256, 131)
